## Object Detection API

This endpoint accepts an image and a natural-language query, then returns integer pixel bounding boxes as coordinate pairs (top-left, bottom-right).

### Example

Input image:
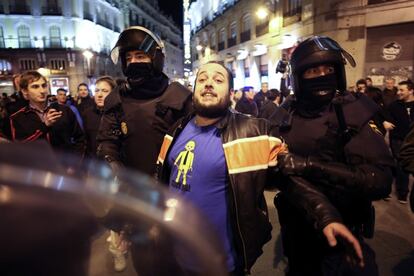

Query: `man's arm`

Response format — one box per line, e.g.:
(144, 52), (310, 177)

(276, 124), (394, 200)
(275, 175), (364, 266)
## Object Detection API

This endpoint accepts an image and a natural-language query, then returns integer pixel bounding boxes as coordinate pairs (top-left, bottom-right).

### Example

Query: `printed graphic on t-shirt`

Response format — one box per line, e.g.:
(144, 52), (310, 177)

(173, 140), (195, 191)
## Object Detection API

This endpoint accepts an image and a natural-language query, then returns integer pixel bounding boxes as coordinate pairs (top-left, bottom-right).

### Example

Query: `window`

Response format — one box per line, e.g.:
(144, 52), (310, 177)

(0, 59), (12, 72)
(242, 14), (251, 32)
(210, 32), (216, 50)
(244, 58), (250, 78)
(219, 28), (226, 43)
(47, 0), (58, 6)
(218, 28), (226, 51)
(241, 14), (251, 43)
(49, 26), (61, 47)
(17, 25), (31, 48)
(19, 59), (36, 70)
(260, 54), (268, 77)
(0, 27), (4, 48)
(83, 1), (93, 21)
(229, 22), (237, 39)
(228, 22), (237, 48)
(283, 0), (302, 16)
(50, 59), (65, 70)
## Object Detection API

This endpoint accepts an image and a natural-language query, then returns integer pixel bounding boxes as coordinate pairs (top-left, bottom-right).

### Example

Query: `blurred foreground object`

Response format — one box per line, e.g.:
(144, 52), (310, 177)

(0, 142), (227, 276)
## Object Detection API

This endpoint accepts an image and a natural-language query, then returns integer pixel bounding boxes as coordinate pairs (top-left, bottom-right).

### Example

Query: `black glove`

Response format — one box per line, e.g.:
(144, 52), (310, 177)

(277, 153), (310, 176)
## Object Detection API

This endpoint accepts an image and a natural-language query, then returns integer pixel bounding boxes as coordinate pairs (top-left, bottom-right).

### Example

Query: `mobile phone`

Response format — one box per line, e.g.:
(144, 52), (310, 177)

(48, 102), (60, 111)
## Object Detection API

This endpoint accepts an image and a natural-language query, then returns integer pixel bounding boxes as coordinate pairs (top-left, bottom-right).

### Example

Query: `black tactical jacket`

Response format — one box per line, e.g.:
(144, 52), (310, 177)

(97, 81), (192, 175)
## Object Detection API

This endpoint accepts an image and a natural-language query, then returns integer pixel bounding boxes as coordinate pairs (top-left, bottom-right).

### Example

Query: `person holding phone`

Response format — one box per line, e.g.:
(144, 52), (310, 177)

(9, 71), (85, 155)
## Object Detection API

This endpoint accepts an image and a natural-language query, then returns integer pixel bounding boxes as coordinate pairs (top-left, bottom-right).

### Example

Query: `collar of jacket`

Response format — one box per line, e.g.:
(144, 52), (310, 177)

(179, 109), (233, 130)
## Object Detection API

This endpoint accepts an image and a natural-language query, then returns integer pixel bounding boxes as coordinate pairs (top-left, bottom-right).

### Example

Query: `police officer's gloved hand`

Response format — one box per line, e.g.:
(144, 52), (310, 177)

(277, 153), (310, 176)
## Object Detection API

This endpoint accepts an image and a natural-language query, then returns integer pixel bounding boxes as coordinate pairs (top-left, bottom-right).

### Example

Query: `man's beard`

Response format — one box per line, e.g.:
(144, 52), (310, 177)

(193, 94), (231, 118)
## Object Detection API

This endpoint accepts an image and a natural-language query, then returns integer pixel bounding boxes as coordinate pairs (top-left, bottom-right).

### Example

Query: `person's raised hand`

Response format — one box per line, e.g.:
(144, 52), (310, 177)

(323, 222), (364, 268)
(44, 108), (62, 127)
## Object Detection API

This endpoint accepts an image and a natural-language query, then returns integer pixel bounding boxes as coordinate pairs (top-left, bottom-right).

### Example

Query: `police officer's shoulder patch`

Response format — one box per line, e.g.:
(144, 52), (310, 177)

(121, 121), (128, 135)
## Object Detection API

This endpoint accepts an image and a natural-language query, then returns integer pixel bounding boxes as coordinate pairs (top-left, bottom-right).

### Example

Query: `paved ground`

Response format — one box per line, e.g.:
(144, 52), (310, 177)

(89, 189), (414, 276)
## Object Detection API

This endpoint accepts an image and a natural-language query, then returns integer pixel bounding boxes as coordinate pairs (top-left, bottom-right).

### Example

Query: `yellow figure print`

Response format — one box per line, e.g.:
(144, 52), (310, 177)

(174, 140), (195, 190)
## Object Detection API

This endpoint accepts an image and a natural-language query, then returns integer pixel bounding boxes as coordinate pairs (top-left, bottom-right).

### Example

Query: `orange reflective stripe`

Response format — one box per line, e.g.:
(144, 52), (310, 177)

(157, 135), (173, 165)
(223, 135), (285, 174)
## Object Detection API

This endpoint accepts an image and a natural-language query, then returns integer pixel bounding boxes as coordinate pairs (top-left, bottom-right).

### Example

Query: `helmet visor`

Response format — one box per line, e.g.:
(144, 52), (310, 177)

(111, 26), (165, 64)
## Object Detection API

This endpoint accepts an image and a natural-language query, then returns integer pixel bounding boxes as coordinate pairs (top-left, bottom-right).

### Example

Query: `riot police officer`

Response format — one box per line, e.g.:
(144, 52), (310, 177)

(274, 36), (394, 276)
(97, 26), (192, 175)
(96, 26), (192, 275)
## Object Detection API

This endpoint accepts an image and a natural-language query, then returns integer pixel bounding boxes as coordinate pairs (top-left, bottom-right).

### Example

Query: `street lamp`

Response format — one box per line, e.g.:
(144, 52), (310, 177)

(256, 7), (268, 19)
(196, 44), (203, 51)
(83, 50), (93, 84)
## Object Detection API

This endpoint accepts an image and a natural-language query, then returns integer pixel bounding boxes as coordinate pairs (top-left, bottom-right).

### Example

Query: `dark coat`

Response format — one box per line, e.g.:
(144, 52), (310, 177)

(388, 100), (414, 141)
(97, 82), (192, 175)
(235, 97), (258, 117)
(82, 105), (103, 158)
(9, 104), (85, 155)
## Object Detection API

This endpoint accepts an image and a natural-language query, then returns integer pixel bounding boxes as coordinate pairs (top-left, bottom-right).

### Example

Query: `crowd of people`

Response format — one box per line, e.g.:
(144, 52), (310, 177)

(0, 26), (413, 276)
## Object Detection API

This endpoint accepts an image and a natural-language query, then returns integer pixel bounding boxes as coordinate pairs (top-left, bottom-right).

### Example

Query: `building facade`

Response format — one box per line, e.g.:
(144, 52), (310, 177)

(188, 0), (414, 91)
(0, 0), (184, 95)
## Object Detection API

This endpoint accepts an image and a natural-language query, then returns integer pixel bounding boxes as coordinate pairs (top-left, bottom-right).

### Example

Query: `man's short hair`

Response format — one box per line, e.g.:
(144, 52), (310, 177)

(96, 76), (117, 90)
(77, 83), (89, 91)
(196, 61), (234, 92)
(266, 89), (280, 101)
(356, 79), (367, 86)
(19, 71), (47, 90)
(365, 77), (372, 82)
(399, 80), (414, 91)
(56, 88), (67, 94)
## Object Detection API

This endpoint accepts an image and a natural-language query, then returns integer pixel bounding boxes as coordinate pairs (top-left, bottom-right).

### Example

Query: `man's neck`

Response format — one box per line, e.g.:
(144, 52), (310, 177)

(195, 115), (221, 127)
(30, 101), (47, 111)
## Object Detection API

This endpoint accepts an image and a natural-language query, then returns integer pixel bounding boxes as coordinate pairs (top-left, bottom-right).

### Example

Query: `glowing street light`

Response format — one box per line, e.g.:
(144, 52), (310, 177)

(83, 50), (94, 82)
(83, 49), (93, 60)
(196, 44), (203, 51)
(256, 7), (268, 19)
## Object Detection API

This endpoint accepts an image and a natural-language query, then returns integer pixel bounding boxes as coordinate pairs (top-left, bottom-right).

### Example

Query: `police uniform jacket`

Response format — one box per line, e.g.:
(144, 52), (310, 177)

(97, 81), (192, 175)
(274, 93), (394, 228)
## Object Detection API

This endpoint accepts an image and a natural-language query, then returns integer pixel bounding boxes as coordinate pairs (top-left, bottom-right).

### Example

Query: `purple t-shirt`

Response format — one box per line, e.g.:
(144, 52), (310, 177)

(167, 118), (236, 271)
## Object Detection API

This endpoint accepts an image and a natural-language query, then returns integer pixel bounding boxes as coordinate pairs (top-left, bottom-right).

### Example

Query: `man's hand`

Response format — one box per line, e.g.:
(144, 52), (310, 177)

(323, 222), (364, 268)
(383, 121), (395, 131)
(277, 153), (309, 176)
(44, 108), (62, 127)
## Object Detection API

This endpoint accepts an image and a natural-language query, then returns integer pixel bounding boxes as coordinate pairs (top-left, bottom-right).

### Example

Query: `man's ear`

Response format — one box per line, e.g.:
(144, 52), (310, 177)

(21, 89), (29, 100)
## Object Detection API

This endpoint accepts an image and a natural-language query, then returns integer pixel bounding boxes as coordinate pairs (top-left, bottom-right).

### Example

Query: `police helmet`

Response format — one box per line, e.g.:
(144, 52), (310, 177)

(290, 36), (355, 96)
(111, 26), (165, 75)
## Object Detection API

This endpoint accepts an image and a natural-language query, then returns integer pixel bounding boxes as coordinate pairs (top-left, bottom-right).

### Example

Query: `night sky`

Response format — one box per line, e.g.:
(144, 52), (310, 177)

(158, 0), (183, 29)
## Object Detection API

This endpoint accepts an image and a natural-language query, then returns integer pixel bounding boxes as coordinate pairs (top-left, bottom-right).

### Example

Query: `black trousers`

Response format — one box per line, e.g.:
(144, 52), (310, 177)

(390, 139), (410, 199)
(276, 197), (379, 276)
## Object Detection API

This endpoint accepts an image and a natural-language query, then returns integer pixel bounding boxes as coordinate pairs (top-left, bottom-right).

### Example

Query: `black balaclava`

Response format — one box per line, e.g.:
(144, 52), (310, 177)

(298, 67), (339, 111)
